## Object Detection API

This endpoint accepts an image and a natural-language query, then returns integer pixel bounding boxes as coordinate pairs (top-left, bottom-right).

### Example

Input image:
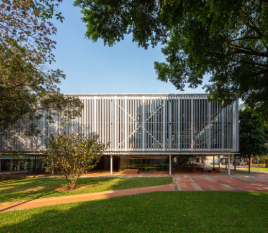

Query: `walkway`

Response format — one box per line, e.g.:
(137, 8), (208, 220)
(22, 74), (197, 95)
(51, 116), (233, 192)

(1, 173), (268, 212)
(0, 167), (249, 178)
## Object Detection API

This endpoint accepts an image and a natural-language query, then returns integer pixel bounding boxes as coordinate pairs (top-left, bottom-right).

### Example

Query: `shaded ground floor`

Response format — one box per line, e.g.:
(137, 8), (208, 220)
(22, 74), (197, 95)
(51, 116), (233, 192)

(93, 154), (235, 176)
(0, 154), (235, 175)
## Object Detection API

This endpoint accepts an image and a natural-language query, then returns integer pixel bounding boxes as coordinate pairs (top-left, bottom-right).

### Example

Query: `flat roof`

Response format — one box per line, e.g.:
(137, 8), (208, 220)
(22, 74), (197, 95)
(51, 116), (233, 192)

(65, 93), (209, 97)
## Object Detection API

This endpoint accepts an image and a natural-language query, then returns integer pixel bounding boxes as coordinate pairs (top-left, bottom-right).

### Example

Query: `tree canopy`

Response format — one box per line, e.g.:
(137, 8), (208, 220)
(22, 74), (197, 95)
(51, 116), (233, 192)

(74, 0), (268, 117)
(0, 0), (83, 132)
(239, 107), (268, 172)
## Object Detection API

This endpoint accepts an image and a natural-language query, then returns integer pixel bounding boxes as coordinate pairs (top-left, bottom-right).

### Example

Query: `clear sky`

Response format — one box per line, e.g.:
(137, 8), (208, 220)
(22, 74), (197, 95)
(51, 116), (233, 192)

(50, 1), (209, 95)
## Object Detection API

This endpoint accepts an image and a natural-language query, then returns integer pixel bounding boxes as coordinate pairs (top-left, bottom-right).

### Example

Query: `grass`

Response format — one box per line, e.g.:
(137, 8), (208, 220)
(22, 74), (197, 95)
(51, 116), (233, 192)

(1, 191), (268, 232)
(0, 177), (172, 203)
(219, 168), (261, 174)
(238, 167), (268, 172)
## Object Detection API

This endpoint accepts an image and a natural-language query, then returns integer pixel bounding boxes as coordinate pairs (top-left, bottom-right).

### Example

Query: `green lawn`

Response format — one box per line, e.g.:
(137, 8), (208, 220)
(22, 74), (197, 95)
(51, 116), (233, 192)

(238, 167), (268, 172)
(1, 191), (268, 232)
(219, 168), (261, 174)
(0, 177), (172, 203)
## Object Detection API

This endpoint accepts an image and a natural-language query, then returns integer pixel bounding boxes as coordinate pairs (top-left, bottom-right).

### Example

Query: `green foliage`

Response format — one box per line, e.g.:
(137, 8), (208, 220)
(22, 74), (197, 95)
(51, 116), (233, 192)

(42, 133), (108, 189)
(239, 107), (268, 169)
(0, 1), (83, 132)
(74, 0), (268, 117)
(28, 0), (65, 22)
(0, 37), (83, 132)
(0, 0), (63, 53)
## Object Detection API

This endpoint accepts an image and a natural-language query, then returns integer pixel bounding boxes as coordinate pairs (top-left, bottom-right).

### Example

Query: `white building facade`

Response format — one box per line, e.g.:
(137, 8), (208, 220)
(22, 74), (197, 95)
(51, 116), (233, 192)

(0, 94), (239, 174)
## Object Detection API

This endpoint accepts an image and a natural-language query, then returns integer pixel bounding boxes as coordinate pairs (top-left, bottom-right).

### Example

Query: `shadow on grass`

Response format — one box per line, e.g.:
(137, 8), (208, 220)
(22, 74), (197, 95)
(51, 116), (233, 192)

(0, 177), (172, 203)
(1, 191), (268, 232)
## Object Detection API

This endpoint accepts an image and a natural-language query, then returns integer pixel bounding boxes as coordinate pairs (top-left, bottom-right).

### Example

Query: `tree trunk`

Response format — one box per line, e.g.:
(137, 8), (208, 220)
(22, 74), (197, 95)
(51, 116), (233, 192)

(70, 176), (79, 190)
(248, 155), (251, 173)
(234, 155), (236, 171)
(65, 174), (72, 188)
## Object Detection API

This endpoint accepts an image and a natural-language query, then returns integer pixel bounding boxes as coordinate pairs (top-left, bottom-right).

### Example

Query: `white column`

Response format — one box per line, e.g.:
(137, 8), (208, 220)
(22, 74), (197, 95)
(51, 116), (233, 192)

(125, 97), (127, 151)
(142, 97), (145, 151)
(178, 97), (180, 150)
(114, 97), (117, 150)
(110, 155), (113, 175)
(169, 154), (172, 175)
(163, 99), (166, 150)
(228, 154), (230, 175)
(168, 100), (172, 149)
(208, 102), (211, 151)
(94, 97), (97, 135)
(191, 97), (193, 150)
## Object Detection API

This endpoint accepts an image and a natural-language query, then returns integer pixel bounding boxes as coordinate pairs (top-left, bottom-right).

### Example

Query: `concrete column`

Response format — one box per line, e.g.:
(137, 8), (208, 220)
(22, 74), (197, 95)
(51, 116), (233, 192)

(213, 155), (215, 168)
(110, 155), (113, 175)
(169, 154), (172, 175)
(218, 155), (220, 169)
(228, 154), (230, 175)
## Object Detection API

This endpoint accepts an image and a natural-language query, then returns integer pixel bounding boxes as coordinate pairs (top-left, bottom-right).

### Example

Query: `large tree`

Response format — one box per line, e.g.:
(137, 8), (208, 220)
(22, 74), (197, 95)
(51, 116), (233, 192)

(239, 107), (268, 173)
(74, 0), (268, 117)
(0, 0), (83, 133)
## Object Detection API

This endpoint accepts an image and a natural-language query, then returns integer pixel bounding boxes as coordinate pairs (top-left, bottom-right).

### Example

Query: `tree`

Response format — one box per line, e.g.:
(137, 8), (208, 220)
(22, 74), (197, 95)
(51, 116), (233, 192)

(0, 36), (83, 133)
(239, 107), (268, 173)
(0, 1), (83, 132)
(42, 133), (108, 189)
(74, 0), (268, 117)
(0, 0), (64, 52)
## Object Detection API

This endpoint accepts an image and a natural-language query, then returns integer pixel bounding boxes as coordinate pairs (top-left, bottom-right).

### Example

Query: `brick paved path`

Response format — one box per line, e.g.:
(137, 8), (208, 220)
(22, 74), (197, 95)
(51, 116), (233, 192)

(173, 174), (268, 191)
(1, 173), (268, 212)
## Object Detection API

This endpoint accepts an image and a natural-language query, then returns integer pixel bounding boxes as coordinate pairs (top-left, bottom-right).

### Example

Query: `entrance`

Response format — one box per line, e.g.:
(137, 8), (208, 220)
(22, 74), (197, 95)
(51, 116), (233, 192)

(120, 156), (169, 172)
(93, 156), (120, 172)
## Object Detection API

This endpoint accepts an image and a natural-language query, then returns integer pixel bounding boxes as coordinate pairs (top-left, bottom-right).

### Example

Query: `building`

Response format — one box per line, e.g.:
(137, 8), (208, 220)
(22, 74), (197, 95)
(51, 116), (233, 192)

(0, 94), (239, 174)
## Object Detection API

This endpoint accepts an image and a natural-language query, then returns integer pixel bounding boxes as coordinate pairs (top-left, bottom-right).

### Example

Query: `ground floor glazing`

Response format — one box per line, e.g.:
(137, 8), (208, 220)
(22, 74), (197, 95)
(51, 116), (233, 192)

(0, 154), (234, 175)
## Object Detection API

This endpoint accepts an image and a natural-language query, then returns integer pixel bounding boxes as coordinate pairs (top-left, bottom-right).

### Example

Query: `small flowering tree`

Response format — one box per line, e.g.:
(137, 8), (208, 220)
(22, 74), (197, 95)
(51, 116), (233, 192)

(42, 133), (107, 189)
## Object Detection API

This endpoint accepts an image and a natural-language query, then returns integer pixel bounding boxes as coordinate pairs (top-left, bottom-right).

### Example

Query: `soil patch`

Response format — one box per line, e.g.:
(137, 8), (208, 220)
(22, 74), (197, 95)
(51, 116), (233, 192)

(55, 185), (87, 191)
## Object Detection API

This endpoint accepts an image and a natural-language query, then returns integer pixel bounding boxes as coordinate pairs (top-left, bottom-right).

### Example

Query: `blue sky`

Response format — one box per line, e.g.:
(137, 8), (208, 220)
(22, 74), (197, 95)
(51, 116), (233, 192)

(50, 1), (209, 94)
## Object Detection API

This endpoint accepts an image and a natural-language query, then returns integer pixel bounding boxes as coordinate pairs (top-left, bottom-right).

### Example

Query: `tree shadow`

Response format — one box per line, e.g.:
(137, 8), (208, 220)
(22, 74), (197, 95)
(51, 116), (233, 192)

(1, 191), (268, 232)
(0, 176), (170, 204)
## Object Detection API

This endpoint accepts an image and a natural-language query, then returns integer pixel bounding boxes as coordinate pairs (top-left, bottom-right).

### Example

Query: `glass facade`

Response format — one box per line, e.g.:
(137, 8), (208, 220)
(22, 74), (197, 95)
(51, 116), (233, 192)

(120, 156), (169, 172)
